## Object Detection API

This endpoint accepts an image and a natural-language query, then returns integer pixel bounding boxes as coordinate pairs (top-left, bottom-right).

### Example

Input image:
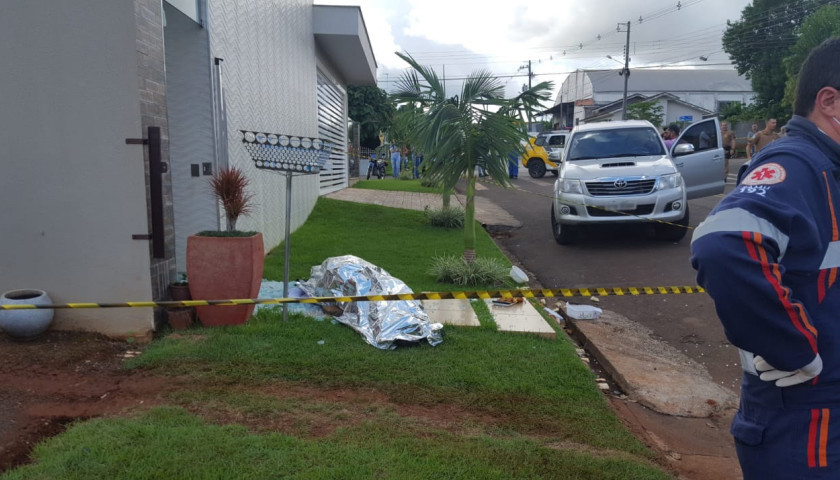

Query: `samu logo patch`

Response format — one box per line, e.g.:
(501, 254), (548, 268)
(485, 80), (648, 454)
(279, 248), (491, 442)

(743, 163), (787, 186)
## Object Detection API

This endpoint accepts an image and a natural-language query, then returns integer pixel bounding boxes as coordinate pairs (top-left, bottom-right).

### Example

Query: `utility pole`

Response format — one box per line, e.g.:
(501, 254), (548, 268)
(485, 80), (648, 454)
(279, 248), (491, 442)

(518, 60), (533, 90)
(618, 21), (631, 120)
(528, 60), (532, 90)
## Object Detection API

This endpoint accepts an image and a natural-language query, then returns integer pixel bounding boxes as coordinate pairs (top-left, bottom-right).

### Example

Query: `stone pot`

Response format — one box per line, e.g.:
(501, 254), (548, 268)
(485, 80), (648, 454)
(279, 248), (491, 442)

(0, 289), (55, 340)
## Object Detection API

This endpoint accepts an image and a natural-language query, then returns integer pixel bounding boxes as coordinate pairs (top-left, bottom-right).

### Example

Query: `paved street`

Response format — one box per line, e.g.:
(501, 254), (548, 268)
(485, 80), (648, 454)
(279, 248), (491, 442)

(478, 159), (749, 392)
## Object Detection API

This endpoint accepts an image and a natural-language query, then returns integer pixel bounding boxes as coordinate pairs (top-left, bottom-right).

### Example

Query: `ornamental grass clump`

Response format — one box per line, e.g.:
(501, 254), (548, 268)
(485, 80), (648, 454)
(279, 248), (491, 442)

(209, 166), (256, 232)
(420, 177), (439, 188)
(429, 254), (508, 286)
(424, 206), (464, 229)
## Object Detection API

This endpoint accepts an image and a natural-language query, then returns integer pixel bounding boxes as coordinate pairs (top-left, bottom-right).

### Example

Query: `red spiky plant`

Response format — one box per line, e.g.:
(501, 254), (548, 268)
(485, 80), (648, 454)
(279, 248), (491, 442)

(209, 166), (256, 231)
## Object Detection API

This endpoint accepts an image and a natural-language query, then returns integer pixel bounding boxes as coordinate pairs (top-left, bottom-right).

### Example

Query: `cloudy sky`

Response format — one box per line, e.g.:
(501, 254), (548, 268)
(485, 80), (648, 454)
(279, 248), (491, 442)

(315, 0), (753, 100)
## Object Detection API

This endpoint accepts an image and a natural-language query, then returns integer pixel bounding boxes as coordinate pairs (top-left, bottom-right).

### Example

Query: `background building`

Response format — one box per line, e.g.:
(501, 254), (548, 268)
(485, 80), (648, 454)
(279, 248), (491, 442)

(545, 69), (754, 127)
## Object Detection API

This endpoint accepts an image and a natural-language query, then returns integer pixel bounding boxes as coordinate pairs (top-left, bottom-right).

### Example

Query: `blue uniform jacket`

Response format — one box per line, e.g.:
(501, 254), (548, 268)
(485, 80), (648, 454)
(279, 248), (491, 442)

(691, 115), (840, 381)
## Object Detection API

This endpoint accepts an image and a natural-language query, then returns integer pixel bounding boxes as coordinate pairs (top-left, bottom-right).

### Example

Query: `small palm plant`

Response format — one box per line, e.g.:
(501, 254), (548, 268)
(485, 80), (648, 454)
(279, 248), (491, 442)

(209, 166), (256, 232)
(391, 52), (552, 261)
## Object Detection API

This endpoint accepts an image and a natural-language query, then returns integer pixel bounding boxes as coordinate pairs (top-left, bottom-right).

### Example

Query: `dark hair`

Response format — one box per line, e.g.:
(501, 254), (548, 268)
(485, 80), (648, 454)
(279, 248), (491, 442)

(667, 123), (681, 135)
(794, 36), (840, 117)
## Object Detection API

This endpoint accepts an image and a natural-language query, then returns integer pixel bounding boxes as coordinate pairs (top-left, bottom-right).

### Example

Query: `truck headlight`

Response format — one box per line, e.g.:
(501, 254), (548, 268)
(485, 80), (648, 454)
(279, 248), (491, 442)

(657, 173), (681, 191)
(559, 179), (583, 194)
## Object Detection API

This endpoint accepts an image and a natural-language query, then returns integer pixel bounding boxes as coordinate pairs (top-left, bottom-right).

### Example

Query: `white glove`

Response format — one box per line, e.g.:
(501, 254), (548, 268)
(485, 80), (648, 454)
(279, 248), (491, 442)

(754, 354), (823, 387)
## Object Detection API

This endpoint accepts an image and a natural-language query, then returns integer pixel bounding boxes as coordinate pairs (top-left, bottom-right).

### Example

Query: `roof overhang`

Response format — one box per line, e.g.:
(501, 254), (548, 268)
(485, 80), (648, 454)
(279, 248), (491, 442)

(313, 5), (377, 86)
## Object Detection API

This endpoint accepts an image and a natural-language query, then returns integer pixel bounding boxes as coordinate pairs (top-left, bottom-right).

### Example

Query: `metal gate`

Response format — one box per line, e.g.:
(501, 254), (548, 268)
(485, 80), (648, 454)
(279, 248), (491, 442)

(316, 70), (347, 194)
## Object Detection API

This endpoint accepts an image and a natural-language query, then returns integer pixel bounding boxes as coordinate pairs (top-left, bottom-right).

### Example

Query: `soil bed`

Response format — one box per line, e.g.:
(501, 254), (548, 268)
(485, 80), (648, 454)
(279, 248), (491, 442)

(0, 330), (737, 479)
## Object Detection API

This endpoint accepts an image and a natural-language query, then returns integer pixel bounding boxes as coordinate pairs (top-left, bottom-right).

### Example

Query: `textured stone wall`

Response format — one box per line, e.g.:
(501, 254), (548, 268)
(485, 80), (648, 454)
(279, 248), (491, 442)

(135, 0), (176, 301)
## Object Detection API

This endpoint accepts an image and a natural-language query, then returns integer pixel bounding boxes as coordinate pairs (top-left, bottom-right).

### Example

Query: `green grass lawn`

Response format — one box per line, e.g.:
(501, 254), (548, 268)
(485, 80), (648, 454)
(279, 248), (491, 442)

(2, 197), (672, 480)
(5, 406), (668, 480)
(5, 312), (669, 479)
(264, 197), (509, 292)
(353, 178), (442, 193)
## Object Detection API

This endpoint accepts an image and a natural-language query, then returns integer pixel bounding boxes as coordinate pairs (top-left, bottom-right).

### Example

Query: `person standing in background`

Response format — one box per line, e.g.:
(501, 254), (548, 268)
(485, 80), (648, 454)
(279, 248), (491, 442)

(663, 124), (680, 150)
(747, 119), (780, 160)
(747, 123), (759, 158)
(390, 145), (401, 178)
(507, 152), (519, 179)
(413, 151), (423, 179)
(721, 121), (737, 176)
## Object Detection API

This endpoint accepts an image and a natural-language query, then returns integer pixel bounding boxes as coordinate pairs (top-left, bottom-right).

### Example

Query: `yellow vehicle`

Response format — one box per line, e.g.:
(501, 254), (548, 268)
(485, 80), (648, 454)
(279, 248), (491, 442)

(521, 131), (569, 178)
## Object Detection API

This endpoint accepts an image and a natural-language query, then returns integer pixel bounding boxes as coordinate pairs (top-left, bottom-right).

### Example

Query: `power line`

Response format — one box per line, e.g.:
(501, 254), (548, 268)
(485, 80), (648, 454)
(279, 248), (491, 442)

(379, 0), (840, 90)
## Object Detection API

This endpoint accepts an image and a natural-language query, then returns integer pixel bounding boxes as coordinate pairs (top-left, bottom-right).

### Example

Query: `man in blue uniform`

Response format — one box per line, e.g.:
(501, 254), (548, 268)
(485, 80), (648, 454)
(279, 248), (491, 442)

(691, 37), (840, 479)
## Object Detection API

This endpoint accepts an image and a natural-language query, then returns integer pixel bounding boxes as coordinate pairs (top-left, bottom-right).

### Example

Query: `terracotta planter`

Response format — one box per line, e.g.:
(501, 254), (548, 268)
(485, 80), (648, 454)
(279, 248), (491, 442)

(167, 308), (195, 330)
(186, 233), (264, 327)
(168, 284), (192, 302)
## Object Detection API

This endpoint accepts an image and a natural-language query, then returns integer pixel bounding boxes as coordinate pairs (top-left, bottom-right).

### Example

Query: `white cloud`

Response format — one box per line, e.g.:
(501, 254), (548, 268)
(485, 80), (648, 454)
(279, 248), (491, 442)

(316, 0), (753, 100)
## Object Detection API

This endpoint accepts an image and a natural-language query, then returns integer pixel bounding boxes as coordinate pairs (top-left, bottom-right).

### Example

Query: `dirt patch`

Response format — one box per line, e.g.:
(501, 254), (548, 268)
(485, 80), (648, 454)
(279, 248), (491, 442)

(0, 331), (175, 471)
(177, 383), (505, 440)
(0, 331), (739, 479)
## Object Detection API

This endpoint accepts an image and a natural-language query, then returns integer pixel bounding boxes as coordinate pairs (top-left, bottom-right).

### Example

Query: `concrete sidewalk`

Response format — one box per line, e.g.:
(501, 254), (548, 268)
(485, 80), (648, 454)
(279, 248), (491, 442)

(326, 186), (521, 228)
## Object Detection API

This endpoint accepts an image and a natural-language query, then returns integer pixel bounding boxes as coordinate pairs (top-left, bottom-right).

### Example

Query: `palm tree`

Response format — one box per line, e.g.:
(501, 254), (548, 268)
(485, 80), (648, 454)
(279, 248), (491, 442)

(391, 52), (552, 261)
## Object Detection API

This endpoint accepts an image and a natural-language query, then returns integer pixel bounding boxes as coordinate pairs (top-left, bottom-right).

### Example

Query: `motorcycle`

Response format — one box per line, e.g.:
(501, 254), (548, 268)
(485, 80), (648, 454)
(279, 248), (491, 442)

(366, 156), (387, 179)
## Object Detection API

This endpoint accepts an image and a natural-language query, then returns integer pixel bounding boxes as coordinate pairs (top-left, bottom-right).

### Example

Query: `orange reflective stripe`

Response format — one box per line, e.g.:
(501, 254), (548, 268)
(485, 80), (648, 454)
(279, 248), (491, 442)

(820, 408), (830, 468)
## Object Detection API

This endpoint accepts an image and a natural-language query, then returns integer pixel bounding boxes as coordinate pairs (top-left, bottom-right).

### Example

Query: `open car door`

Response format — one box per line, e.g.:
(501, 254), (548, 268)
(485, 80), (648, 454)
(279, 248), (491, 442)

(670, 117), (726, 199)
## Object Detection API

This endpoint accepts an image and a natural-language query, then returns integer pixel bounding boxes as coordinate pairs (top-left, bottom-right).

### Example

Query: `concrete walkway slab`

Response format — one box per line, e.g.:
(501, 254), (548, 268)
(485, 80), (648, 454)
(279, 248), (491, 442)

(567, 309), (737, 417)
(484, 299), (556, 339)
(325, 187), (520, 228)
(422, 299), (480, 327)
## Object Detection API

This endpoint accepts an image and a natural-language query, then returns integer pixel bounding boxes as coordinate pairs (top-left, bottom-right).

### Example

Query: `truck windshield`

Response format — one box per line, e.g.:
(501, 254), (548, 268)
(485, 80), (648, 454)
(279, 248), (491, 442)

(567, 127), (666, 161)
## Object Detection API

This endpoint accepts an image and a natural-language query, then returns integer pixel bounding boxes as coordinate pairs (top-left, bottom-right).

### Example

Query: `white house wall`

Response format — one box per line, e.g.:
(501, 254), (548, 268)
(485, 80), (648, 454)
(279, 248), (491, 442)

(206, 0), (329, 255)
(677, 92), (754, 113)
(163, 3), (218, 274)
(0, 1), (153, 336)
(665, 102), (705, 124)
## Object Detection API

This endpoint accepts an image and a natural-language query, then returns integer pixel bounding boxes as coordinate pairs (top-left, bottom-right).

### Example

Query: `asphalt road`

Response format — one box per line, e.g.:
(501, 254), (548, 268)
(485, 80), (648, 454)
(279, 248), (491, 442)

(481, 158), (750, 392)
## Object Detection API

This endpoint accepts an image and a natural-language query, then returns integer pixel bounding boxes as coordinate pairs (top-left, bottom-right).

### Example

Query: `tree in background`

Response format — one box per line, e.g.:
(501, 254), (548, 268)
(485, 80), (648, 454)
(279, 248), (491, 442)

(625, 101), (664, 128)
(392, 52), (552, 262)
(348, 85), (395, 149)
(723, 0), (825, 119)
(782, 5), (840, 111)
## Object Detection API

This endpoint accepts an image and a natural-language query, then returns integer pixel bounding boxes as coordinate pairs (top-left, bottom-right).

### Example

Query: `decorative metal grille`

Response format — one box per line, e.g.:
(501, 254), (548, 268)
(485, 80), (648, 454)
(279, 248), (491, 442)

(585, 178), (656, 196)
(241, 130), (332, 174)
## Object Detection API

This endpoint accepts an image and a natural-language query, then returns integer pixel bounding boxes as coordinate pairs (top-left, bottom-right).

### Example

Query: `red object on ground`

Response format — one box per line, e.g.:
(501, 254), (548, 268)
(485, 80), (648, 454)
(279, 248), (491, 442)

(186, 233), (264, 327)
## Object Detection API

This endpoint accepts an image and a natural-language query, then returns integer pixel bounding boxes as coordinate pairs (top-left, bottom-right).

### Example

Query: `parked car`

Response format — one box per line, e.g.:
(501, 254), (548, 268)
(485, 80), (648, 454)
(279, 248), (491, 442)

(521, 130), (569, 178)
(551, 118), (725, 244)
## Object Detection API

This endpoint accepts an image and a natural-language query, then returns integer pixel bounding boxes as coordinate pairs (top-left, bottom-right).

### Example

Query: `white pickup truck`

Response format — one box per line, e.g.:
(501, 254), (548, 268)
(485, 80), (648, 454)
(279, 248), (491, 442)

(551, 118), (726, 244)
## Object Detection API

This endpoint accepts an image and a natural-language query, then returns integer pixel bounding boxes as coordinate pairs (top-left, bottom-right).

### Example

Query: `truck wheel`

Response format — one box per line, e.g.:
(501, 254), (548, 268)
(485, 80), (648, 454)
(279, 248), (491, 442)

(528, 159), (546, 178)
(654, 206), (689, 242)
(551, 170), (559, 177)
(551, 204), (577, 245)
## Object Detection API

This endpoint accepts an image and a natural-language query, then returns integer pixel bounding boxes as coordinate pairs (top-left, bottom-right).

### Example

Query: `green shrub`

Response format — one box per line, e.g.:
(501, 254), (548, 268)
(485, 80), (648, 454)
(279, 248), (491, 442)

(424, 206), (464, 229)
(420, 177), (439, 188)
(429, 255), (508, 286)
(398, 170), (414, 180)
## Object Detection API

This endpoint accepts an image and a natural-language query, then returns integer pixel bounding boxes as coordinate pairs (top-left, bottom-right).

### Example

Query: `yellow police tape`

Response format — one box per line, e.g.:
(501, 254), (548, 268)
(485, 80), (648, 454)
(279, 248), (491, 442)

(0, 285), (706, 310)
(478, 177), (695, 230)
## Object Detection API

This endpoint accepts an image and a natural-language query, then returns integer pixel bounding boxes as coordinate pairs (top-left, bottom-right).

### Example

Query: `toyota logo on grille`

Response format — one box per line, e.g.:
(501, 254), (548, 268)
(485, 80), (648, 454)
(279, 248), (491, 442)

(613, 179), (628, 189)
